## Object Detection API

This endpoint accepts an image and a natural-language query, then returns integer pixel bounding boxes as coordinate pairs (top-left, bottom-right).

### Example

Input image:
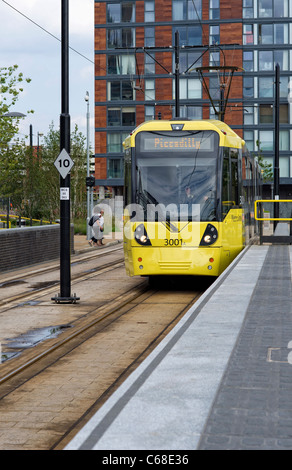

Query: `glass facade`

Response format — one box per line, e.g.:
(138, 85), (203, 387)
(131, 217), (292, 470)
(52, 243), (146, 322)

(95, 0), (292, 191)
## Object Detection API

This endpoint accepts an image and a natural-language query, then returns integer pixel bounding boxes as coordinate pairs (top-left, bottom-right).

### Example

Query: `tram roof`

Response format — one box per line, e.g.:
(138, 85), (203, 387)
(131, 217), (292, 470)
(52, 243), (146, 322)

(123, 119), (244, 150)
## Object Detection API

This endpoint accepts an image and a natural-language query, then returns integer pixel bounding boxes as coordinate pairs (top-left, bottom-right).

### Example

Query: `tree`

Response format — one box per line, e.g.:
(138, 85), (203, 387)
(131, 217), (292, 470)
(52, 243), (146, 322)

(0, 65), (33, 204)
(40, 123), (88, 220)
(0, 65), (32, 149)
(256, 140), (273, 183)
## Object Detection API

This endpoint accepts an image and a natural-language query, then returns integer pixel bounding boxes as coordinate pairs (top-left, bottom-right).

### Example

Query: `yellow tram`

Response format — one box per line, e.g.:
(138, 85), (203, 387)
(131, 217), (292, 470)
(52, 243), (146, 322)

(123, 119), (262, 279)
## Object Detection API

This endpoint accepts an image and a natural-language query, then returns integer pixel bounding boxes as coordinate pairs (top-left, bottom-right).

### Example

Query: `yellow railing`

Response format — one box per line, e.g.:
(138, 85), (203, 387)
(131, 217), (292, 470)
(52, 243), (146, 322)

(0, 214), (57, 228)
(254, 200), (292, 221)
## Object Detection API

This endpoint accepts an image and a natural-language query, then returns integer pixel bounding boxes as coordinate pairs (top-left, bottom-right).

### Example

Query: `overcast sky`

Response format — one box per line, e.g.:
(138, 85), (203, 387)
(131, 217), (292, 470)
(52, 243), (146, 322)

(0, 0), (95, 149)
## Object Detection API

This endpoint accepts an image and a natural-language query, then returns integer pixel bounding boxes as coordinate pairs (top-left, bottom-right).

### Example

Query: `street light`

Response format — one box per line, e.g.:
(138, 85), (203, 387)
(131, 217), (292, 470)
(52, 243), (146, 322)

(1, 112), (26, 118)
(85, 91), (92, 240)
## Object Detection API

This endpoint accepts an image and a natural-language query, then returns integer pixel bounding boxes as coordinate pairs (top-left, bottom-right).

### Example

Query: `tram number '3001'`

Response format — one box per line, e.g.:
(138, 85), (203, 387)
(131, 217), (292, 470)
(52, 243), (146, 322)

(164, 238), (182, 246)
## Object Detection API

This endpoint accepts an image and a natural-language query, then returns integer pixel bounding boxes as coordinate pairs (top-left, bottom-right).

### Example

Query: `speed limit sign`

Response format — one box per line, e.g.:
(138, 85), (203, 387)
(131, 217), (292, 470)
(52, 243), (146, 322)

(54, 149), (74, 179)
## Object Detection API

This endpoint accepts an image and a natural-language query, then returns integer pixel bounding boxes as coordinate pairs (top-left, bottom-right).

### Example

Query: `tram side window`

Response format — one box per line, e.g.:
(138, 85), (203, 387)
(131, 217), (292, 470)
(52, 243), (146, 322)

(222, 149), (239, 219)
(124, 148), (132, 206)
(231, 159), (239, 205)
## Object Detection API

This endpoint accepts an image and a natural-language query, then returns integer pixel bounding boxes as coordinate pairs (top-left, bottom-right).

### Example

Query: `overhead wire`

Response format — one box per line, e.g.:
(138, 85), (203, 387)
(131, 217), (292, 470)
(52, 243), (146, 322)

(2, 0), (96, 67)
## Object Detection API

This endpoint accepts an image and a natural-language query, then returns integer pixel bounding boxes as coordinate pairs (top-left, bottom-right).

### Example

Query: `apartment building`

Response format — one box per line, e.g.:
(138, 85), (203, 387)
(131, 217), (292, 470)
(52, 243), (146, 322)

(94, 0), (292, 198)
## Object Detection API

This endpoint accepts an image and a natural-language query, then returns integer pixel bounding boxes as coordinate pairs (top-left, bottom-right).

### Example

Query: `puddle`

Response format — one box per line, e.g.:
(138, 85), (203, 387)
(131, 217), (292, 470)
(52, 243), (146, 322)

(0, 280), (27, 288)
(30, 281), (58, 289)
(16, 300), (42, 307)
(1, 351), (20, 363)
(1, 325), (71, 362)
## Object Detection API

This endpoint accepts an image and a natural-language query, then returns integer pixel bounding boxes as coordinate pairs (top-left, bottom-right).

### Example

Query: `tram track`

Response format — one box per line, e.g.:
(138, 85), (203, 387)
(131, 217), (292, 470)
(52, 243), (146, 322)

(0, 253), (208, 450)
(0, 281), (149, 389)
(0, 245), (124, 309)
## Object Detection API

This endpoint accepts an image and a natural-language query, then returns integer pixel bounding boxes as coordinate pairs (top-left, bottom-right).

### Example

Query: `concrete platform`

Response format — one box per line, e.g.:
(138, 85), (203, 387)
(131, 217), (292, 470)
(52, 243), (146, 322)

(65, 245), (292, 450)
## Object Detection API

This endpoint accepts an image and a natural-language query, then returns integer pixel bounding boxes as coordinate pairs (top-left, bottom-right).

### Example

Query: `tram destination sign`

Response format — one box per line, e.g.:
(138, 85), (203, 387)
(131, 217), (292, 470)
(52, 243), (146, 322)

(140, 133), (214, 152)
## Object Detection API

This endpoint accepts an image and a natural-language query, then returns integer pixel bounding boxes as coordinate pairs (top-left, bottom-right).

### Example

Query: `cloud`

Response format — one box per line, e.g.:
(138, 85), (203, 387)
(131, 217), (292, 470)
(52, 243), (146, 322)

(1, 0), (95, 147)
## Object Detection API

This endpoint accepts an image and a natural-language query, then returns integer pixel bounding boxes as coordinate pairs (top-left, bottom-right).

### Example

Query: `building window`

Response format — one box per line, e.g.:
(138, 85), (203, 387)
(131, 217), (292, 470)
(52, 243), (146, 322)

(210, 51), (220, 68)
(258, 76), (273, 98)
(243, 51), (253, 71)
(280, 131), (289, 151)
(279, 157), (289, 177)
(244, 130), (254, 151)
(145, 26), (155, 47)
(176, 26), (202, 46)
(107, 133), (120, 153)
(258, 76), (288, 98)
(259, 131), (289, 152)
(145, 53), (155, 74)
(107, 81), (134, 101)
(145, 105), (155, 120)
(259, 104), (273, 124)
(243, 24), (254, 45)
(145, 79), (155, 100)
(259, 131), (273, 151)
(259, 0), (288, 18)
(259, 50), (289, 71)
(108, 159), (123, 179)
(259, 23), (288, 44)
(180, 106), (202, 119)
(108, 107), (136, 127)
(259, 0), (272, 16)
(172, 0), (202, 20)
(243, 0), (253, 18)
(177, 78), (201, 99)
(259, 104), (289, 124)
(244, 107), (254, 125)
(107, 2), (135, 23)
(209, 77), (220, 101)
(280, 76), (288, 98)
(209, 0), (220, 19)
(107, 132), (128, 153)
(107, 28), (135, 49)
(123, 107), (136, 126)
(145, 0), (155, 21)
(107, 55), (136, 75)
(178, 52), (202, 73)
(243, 77), (254, 98)
(210, 25), (220, 45)
(280, 104), (289, 124)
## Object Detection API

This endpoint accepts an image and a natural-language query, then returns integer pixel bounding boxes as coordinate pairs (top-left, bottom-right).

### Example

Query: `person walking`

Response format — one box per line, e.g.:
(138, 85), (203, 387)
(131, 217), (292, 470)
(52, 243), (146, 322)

(89, 210), (104, 246)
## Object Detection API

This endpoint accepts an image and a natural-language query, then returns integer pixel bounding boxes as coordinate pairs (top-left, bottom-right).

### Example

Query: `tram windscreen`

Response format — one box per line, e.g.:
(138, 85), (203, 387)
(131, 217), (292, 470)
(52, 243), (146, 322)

(135, 130), (219, 221)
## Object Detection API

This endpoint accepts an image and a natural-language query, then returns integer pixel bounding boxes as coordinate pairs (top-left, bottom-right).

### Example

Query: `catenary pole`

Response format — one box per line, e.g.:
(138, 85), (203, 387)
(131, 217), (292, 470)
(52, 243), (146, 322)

(274, 63), (280, 229)
(52, 0), (79, 303)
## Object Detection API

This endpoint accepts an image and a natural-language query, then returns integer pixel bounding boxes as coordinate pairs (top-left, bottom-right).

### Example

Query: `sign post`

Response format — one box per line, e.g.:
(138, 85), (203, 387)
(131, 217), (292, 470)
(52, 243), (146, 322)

(52, 0), (79, 303)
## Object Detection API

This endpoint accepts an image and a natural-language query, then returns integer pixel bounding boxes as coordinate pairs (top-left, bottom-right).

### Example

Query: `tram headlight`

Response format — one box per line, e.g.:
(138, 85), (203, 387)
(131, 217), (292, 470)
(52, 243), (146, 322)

(200, 224), (218, 246)
(134, 224), (152, 246)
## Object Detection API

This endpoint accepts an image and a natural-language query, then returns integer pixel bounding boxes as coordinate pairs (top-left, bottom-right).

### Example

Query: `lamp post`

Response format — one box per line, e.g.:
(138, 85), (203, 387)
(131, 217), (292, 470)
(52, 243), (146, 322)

(85, 91), (90, 240)
(52, 0), (79, 303)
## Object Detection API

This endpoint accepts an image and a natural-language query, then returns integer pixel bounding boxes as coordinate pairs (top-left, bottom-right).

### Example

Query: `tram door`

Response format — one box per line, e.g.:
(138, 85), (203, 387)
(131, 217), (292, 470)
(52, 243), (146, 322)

(222, 148), (242, 251)
(222, 149), (239, 219)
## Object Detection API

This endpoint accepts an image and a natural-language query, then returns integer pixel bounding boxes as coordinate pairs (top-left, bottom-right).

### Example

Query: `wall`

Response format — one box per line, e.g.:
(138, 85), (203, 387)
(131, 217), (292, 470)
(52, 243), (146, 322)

(0, 225), (74, 273)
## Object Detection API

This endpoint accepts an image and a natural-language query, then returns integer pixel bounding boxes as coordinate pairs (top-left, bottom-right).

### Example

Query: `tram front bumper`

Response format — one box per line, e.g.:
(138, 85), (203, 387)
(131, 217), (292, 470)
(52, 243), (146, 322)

(131, 246), (223, 277)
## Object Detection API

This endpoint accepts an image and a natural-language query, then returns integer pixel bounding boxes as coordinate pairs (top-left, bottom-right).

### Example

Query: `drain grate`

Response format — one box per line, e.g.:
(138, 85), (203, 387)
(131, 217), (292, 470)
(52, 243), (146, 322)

(267, 347), (290, 364)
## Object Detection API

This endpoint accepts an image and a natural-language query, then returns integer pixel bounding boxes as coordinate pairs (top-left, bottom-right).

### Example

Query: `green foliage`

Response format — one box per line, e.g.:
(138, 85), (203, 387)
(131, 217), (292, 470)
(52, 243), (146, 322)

(0, 65), (90, 222)
(256, 140), (273, 183)
(0, 65), (33, 151)
(40, 123), (88, 220)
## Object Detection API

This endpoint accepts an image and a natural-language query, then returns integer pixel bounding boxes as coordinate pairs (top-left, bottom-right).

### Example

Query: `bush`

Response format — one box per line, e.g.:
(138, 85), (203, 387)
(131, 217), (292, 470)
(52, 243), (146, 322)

(73, 218), (87, 235)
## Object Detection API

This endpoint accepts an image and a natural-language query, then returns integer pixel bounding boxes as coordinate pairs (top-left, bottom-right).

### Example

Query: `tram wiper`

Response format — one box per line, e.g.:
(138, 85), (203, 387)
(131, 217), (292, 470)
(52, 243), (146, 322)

(143, 190), (159, 206)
